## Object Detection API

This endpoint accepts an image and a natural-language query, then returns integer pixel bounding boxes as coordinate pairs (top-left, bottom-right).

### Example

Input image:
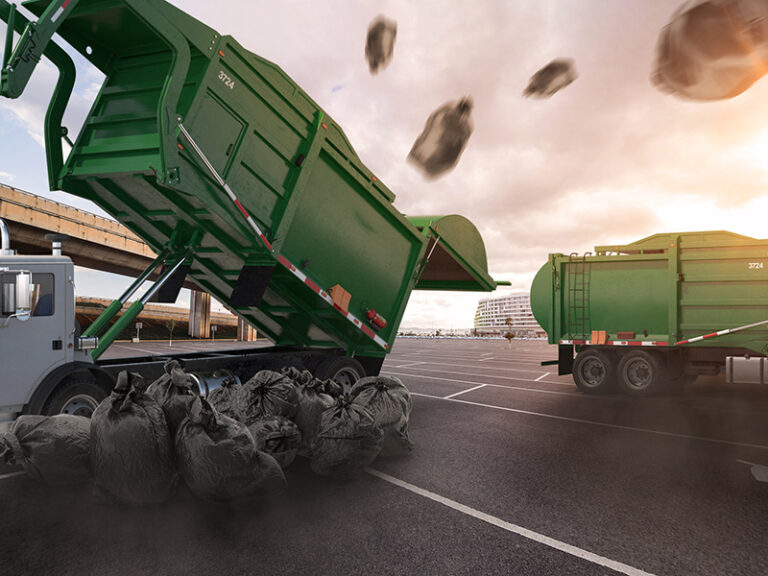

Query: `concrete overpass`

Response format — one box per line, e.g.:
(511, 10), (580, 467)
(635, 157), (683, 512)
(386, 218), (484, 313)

(0, 183), (256, 340)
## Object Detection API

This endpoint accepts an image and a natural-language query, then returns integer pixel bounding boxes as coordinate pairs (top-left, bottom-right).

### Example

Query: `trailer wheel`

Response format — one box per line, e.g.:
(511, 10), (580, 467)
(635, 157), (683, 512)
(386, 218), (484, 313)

(573, 348), (617, 394)
(42, 378), (107, 417)
(315, 357), (366, 389)
(618, 350), (666, 396)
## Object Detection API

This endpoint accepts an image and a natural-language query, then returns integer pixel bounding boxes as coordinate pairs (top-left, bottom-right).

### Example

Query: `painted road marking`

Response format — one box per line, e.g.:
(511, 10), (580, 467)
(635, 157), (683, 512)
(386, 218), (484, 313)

(384, 365), (573, 386)
(0, 471), (25, 481)
(392, 362), (426, 369)
(535, 372), (550, 382)
(737, 460), (768, 483)
(385, 371), (577, 397)
(367, 469), (657, 576)
(444, 384), (487, 399)
(410, 392), (768, 451)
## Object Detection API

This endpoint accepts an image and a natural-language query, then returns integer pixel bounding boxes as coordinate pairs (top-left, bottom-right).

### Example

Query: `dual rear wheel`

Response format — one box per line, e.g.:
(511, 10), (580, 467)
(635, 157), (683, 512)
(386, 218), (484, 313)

(573, 348), (668, 396)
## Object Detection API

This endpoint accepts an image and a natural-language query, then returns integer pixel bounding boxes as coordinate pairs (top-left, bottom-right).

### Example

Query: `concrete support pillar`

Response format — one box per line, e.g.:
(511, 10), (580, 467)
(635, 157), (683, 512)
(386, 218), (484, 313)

(188, 291), (211, 338)
(237, 317), (258, 342)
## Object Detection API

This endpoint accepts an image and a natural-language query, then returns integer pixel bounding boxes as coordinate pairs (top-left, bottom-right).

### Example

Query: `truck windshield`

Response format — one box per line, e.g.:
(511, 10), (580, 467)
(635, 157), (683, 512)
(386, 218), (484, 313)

(1, 273), (55, 317)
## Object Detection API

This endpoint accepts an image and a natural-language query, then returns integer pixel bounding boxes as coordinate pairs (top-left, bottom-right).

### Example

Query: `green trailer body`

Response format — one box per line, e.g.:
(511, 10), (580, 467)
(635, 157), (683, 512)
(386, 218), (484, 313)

(530, 231), (768, 394)
(0, 0), (499, 362)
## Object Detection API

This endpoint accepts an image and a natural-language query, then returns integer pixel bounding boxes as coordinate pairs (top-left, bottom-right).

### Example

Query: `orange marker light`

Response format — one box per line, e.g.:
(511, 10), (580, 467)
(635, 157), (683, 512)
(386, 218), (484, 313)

(218, 50), (225, 57)
(321, 123), (328, 130)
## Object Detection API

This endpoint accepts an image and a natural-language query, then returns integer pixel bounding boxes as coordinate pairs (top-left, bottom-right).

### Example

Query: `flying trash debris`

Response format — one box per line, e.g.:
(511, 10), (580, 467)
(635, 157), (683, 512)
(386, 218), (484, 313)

(523, 59), (578, 98)
(408, 97), (474, 180)
(366, 15), (397, 74)
(651, 0), (768, 100)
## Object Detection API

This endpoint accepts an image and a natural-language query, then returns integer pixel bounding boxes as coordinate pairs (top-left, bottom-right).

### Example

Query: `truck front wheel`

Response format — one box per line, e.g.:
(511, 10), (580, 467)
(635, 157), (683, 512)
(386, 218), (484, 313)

(42, 379), (107, 417)
(573, 348), (617, 394)
(617, 350), (666, 396)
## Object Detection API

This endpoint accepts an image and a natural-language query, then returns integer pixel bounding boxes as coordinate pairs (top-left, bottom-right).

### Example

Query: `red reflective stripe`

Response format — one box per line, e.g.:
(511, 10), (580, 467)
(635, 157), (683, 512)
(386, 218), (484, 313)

(702, 332), (718, 339)
(655, 342), (669, 347)
(234, 199), (249, 219)
(628, 341), (642, 346)
(259, 234), (273, 251)
(361, 325), (375, 339)
(676, 339), (690, 346)
(573, 340), (586, 345)
(277, 255), (292, 269)
(62, 0), (72, 8)
(333, 304), (346, 314)
(305, 277), (320, 293)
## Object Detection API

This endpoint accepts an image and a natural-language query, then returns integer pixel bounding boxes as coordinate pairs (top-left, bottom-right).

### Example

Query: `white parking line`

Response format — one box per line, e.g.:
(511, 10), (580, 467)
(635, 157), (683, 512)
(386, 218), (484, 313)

(0, 471), (25, 481)
(535, 373), (550, 382)
(384, 365), (573, 386)
(367, 469), (657, 576)
(410, 392), (768, 451)
(385, 371), (577, 397)
(444, 384), (487, 399)
(391, 362), (426, 369)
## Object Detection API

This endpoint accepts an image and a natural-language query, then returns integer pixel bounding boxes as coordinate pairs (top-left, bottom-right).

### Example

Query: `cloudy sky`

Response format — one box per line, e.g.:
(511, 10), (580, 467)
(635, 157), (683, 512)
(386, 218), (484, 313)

(2, 0), (768, 329)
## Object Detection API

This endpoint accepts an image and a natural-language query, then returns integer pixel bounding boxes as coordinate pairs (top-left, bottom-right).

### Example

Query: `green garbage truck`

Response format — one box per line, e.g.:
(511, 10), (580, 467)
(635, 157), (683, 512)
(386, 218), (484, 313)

(530, 231), (768, 395)
(0, 0), (502, 423)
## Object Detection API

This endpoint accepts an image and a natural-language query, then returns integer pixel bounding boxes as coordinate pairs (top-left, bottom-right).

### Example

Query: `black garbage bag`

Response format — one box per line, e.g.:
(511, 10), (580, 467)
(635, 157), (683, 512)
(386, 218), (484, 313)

(281, 366), (314, 387)
(291, 376), (335, 455)
(238, 370), (298, 425)
(176, 398), (285, 503)
(351, 375), (414, 456)
(247, 416), (301, 469)
(651, 0), (768, 100)
(146, 360), (197, 435)
(523, 58), (578, 98)
(90, 371), (177, 506)
(408, 97), (474, 179)
(207, 375), (242, 420)
(321, 378), (344, 399)
(0, 414), (91, 485)
(310, 397), (383, 478)
(365, 15), (397, 74)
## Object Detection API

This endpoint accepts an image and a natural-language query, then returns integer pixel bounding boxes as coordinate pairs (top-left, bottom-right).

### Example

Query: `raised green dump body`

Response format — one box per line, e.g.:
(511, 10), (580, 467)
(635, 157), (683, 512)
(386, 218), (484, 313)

(0, 0), (498, 362)
(531, 232), (768, 394)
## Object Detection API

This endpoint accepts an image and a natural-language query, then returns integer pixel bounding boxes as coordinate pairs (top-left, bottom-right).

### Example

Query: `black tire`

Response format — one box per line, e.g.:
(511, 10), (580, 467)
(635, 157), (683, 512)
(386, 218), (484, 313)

(573, 348), (617, 394)
(315, 356), (366, 389)
(617, 350), (667, 396)
(42, 379), (107, 417)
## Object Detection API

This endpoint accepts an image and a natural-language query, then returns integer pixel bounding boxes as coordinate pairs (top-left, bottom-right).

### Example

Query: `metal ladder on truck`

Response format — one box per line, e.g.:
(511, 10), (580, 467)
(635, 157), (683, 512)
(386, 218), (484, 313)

(567, 252), (591, 341)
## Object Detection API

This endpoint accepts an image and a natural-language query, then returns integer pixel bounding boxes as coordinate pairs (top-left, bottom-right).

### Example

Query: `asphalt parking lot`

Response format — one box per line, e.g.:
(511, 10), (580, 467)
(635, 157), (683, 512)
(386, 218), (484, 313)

(2, 338), (768, 576)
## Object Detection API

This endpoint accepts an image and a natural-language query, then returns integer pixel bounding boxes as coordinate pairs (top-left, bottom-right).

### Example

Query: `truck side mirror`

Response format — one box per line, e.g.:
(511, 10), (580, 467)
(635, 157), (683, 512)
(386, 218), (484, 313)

(14, 272), (31, 321)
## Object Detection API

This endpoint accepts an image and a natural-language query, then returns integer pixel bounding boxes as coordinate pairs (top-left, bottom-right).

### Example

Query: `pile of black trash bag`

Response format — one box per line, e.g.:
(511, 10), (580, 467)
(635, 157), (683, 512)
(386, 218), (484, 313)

(1, 359), (414, 506)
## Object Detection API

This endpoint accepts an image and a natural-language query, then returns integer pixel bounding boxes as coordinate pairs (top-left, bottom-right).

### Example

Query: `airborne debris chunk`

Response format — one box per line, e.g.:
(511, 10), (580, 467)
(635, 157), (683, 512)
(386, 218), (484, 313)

(365, 15), (397, 74)
(1, 414), (91, 485)
(523, 58), (578, 98)
(651, 0), (768, 100)
(175, 397), (286, 503)
(408, 97), (474, 180)
(90, 371), (177, 506)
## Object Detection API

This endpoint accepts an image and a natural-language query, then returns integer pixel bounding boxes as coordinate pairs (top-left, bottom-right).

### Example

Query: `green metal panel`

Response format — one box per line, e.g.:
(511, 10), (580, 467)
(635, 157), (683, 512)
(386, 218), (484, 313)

(0, 0), (498, 359)
(531, 231), (768, 354)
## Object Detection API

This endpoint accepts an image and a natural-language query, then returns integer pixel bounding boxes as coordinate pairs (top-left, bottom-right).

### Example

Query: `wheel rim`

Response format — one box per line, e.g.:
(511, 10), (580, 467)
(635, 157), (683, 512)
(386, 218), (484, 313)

(624, 358), (653, 390)
(579, 357), (606, 388)
(333, 367), (361, 388)
(60, 394), (100, 417)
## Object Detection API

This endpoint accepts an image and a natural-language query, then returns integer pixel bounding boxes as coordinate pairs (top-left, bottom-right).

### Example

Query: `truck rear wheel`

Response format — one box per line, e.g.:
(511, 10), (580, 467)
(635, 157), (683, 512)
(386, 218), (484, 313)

(573, 348), (617, 394)
(617, 350), (666, 396)
(315, 356), (366, 389)
(43, 379), (107, 417)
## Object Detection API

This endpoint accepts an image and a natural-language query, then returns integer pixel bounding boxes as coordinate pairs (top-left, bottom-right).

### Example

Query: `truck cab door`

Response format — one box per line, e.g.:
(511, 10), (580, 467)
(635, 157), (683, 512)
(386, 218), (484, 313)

(0, 267), (69, 408)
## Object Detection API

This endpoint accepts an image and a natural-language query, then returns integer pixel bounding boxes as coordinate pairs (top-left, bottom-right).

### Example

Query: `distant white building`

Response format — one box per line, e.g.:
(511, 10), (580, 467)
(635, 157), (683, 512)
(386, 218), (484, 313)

(474, 293), (545, 336)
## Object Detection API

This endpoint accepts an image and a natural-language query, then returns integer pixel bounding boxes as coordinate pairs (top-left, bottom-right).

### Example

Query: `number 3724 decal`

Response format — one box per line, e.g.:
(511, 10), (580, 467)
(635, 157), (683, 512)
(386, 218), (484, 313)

(748, 262), (764, 270)
(218, 70), (235, 90)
